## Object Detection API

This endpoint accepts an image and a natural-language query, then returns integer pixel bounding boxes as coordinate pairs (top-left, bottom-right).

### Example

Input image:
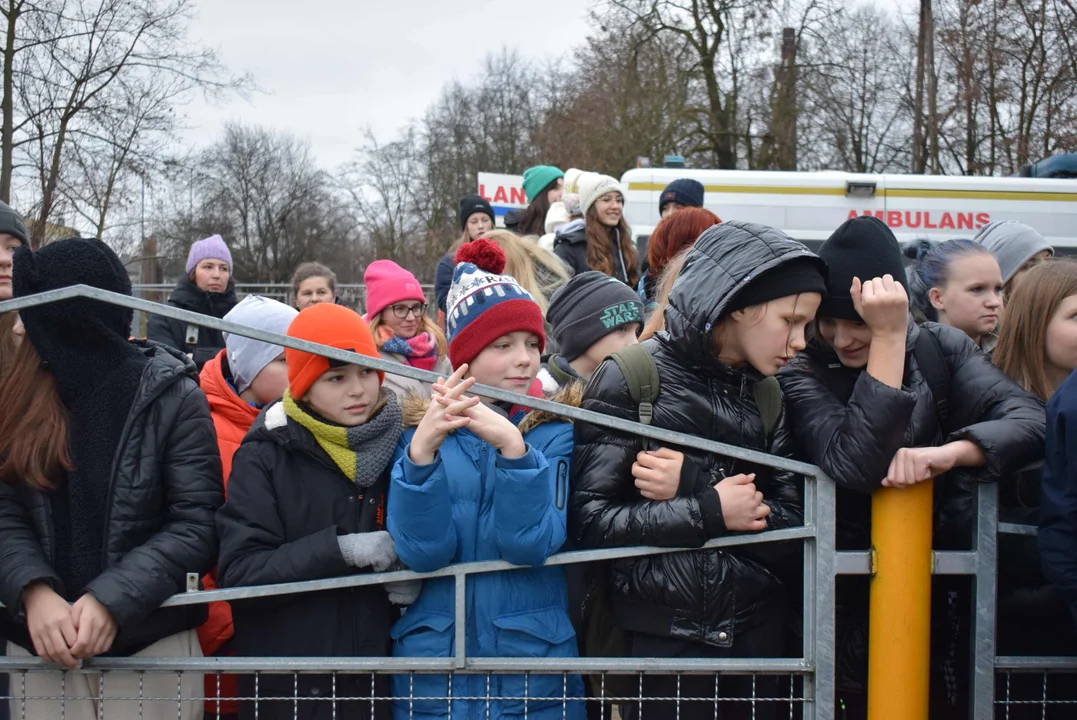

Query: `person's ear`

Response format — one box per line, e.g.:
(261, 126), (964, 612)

(928, 287), (945, 311)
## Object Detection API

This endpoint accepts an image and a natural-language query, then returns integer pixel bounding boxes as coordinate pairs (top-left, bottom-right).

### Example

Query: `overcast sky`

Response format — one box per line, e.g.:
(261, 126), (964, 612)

(180, 0), (595, 169)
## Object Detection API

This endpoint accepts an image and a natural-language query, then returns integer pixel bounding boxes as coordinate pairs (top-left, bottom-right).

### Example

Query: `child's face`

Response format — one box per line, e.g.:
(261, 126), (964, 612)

(718, 293), (821, 376)
(303, 363), (382, 426)
(468, 331), (541, 394)
(578, 323), (640, 380)
(248, 354), (289, 406)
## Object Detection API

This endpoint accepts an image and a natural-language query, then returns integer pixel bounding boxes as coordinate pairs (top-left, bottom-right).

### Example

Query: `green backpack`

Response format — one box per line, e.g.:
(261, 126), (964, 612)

(581, 344), (782, 692)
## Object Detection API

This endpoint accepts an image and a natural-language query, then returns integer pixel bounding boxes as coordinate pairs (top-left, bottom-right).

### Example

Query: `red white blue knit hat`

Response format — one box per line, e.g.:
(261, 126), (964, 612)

(446, 240), (545, 368)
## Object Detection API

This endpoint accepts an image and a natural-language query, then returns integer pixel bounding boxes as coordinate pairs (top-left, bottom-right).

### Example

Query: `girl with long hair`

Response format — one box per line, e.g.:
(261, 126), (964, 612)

(362, 260), (450, 400)
(995, 259), (1077, 401)
(553, 174), (639, 288)
(0, 238), (223, 720)
(517, 165), (565, 236)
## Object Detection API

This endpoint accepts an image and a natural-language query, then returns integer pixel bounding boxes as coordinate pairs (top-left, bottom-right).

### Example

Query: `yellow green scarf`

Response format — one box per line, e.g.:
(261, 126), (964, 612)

(282, 389), (402, 487)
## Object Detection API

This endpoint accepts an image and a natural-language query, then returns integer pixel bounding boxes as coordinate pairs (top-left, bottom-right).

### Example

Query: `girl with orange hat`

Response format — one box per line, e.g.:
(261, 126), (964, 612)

(216, 303), (413, 720)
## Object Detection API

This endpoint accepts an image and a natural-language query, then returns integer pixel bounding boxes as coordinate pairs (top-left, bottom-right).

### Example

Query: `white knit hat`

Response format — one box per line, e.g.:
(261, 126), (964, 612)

(564, 168), (585, 193)
(579, 174), (625, 216)
(545, 201), (572, 234)
(223, 296), (299, 394)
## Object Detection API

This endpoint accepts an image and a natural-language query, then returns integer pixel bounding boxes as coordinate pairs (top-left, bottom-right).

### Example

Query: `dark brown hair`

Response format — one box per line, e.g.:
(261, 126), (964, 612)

(517, 177), (560, 236)
(585, 206), (639, 288)
(995, 258), (1077, 400)
(0, 336), (71, 490)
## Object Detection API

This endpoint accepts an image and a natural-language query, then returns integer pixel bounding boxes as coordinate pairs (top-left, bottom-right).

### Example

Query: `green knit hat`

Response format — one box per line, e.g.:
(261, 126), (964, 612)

(522, 165), (564, 204)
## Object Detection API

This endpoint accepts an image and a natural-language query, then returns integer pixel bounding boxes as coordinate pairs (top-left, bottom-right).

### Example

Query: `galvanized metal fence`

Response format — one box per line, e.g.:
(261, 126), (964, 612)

(0, 285), (1074, 720)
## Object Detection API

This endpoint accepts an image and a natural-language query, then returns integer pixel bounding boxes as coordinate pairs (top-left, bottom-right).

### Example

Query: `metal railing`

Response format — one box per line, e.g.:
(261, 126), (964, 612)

(1, 285), (1075, 720)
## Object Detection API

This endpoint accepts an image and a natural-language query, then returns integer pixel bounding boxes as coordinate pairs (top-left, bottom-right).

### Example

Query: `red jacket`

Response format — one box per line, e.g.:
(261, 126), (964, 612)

(197, 350), (260, 713)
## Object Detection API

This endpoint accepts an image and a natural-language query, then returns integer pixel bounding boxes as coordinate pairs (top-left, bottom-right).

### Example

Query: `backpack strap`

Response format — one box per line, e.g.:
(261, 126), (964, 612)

(610, 344), (660, 451)
(912, 327), (951, 429)
(754, 376), (783, 440)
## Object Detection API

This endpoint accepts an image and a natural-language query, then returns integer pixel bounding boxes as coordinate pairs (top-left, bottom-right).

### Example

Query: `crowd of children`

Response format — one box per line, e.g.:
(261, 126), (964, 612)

(3, 168), (1077, 720)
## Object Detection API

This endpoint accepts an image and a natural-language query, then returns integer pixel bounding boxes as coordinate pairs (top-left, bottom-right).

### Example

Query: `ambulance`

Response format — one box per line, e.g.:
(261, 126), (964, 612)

(620, 168), (1077, 253)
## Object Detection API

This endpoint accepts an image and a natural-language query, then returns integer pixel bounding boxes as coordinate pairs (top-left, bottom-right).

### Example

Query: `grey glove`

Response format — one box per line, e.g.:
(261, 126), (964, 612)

(337, 530), (397, 572)
(385, 579), (422, 606)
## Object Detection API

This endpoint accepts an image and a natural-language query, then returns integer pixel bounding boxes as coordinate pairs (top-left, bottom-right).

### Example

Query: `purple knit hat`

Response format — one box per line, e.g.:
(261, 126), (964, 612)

(186, 234), (233, 275)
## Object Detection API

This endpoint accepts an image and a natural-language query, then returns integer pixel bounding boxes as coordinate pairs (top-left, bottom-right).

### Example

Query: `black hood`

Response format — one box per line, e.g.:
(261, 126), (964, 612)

(665, 221), (826, 368)
(167, 275), (238, 316)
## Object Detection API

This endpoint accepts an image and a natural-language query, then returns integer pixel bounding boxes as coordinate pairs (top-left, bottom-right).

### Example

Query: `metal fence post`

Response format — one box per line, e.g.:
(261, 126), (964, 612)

(810, 470), (837, 720)
(971, 481), (999, 718)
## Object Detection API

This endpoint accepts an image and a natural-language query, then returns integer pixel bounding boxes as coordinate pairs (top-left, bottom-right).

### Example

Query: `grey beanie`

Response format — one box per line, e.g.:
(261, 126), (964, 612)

(974, 221), (1053, 285)
(0, 200), (28, 246)
(547, 271), (644, 361)
(224, 295), (299, 394)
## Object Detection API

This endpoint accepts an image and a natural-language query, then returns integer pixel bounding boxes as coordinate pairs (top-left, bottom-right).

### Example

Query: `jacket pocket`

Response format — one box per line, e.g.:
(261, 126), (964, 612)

(390, 610), (453, 715)
(493, 607), (579, 714)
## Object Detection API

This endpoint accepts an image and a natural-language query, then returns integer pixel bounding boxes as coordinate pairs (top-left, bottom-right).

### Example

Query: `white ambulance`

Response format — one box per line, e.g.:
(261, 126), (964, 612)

(620, 168), (1077, 252)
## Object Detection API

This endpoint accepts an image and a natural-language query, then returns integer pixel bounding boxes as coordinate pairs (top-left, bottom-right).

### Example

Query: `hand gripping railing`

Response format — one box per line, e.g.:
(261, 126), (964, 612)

(0, 285), (840, 718)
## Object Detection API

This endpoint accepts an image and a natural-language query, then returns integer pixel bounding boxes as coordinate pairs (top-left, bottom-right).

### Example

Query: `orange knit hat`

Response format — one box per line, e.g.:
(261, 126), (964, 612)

(286, 303), (383, 399)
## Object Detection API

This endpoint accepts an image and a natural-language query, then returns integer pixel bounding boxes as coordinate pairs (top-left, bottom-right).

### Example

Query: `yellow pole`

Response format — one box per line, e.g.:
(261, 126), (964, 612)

(867, 480), (934, 720)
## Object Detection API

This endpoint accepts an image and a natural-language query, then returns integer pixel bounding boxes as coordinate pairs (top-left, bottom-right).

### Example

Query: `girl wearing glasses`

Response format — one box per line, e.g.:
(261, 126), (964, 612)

(363, 260), (450, 401)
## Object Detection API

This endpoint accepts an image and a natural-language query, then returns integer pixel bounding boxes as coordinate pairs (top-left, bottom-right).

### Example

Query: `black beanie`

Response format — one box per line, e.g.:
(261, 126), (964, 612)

(0, 199), (28, 246)
(459, 194), (495, 230)
(817, 216), (907, 321)
(724, 257), (828, 315)
(547, 271), (645, 361)
(659, 178), (705, 213)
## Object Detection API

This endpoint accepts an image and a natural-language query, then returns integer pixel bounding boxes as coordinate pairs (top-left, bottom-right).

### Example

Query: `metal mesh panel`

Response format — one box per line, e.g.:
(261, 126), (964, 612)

(3, 669), (810, 720)
(993, 670), (1077, 720)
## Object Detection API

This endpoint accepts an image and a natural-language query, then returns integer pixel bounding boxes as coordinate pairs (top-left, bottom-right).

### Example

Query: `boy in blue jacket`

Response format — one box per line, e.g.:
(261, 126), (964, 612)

(388, 240), (585, 719)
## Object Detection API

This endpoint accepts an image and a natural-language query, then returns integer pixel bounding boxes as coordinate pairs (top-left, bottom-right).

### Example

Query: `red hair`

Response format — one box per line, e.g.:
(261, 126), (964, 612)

(648, 207), (721, 278)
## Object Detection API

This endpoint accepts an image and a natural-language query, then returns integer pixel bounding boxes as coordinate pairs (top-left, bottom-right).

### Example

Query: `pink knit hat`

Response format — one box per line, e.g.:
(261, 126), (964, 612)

(363, 260), (427, 320)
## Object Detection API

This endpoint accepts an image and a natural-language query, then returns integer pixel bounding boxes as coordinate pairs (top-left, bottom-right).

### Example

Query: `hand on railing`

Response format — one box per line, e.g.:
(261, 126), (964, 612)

(338, 530), (398, 572)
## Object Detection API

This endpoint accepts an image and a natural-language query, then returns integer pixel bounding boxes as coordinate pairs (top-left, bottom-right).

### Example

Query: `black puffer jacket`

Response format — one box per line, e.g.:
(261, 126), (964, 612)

(216, 400), (395, 719)
(0, 343), (224, 655)
(570, 221), (820, 650)
(553, 219), (635, 285)
(146, 277), (238, 370)
(778, 321), (1046, 549)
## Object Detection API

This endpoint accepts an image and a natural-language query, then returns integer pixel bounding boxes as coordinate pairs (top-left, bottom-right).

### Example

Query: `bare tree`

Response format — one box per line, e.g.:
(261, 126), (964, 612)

(5, 0), (248, 246)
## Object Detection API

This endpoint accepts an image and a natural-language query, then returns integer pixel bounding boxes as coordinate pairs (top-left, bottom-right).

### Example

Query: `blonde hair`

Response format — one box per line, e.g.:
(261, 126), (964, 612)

(481, 230), (571, 313)
(640, 248), (690, 341)
(367, 312), (448, 360)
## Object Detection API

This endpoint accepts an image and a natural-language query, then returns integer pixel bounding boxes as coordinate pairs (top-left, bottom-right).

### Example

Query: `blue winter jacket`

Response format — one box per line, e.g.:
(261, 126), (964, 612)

(387, 395), (585, 720)
(1039, 369), (1077, 626)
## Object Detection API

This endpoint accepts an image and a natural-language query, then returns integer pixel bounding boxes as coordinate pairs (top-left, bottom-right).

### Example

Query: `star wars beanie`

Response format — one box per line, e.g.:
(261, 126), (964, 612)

(547, 271), (645, 361)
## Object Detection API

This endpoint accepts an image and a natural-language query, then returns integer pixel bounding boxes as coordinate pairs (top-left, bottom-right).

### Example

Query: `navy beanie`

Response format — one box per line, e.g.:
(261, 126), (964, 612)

(659, 179), (705, 214)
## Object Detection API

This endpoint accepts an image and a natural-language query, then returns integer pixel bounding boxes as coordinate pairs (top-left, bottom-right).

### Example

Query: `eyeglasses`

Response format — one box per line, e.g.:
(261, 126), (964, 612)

(391, 303), (427, 319)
